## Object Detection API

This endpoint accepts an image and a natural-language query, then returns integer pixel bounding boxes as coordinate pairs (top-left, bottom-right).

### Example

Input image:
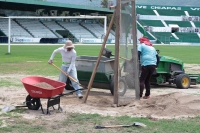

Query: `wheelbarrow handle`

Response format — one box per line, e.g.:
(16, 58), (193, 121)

(51, 63), (81, 86)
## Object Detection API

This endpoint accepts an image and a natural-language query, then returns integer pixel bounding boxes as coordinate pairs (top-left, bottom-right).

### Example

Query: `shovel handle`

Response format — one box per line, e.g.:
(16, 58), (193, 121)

(95, 126), (106, 129)
(120, 57), (130, 61)
(95, 125), (130, 129)
(51, 63), (81, 86)
(95, 122), (146, 129)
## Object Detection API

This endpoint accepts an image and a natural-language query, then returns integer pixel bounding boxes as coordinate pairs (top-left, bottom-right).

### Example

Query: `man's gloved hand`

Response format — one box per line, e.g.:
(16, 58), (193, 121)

(48, 60), (53, 64)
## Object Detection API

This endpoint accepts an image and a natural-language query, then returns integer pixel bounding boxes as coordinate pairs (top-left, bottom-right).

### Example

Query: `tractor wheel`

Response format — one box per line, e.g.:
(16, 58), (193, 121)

(175, 74), (191, 89)
(26, 95), (41, 110)
(110, 77), (127, 96)
(125, 73), (134, 89)
(65, 78), (74, 90)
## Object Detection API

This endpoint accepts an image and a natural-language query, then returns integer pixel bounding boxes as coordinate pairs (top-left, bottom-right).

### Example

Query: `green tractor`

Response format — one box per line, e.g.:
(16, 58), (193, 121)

(151, 55), (190, 88)
(124, 50), (200, 89)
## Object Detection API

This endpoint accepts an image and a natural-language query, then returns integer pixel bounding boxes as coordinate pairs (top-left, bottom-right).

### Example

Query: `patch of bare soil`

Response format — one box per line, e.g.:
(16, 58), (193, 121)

(0, 64), (200, 121)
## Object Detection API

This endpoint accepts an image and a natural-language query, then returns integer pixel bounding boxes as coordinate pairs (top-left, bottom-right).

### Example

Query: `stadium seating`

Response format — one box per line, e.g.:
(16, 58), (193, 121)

(135, 0), (200, 6)
(0, 18), (32, 38)
(57, 21), (96, 41)
(42, 20), (64, 38)
(16, 19), (57, 38)
(188, 11), (200, 17)
(1, 0), (200, 44)
(165, 21), (192, 27)
(193, 22), (200, 27)
(80, 22), (115, 39)
(138, 20), (165, 27)
(175, 33), (200, 43)
(151, 32), (177, 43)
(136, 9), (156, 15)
(0, 17), (114, 42)
(136, 7), (200, 44)
(156, 10), (185, 16)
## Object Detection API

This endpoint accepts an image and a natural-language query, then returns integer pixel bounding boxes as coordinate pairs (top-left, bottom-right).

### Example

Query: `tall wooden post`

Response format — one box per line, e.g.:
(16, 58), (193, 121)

(131, 0), (140, 99)
(83, 10), (116, 103)
(113, 0), (121, 105)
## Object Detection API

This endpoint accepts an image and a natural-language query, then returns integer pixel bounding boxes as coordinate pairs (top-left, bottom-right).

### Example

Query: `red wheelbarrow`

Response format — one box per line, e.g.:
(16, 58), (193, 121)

(22, 76), (83, 114)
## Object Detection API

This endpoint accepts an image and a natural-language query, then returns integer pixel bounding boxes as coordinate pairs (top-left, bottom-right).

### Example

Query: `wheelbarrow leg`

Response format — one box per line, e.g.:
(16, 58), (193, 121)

(39, 101), (44, 114)
(46, 97), (61, 115)
(58, 103), (62, 111)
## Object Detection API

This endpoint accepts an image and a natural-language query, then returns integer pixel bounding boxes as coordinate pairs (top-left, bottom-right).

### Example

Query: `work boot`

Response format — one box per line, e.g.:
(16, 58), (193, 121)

(77, 93), (83, 99)
(143, 96), (150, 99)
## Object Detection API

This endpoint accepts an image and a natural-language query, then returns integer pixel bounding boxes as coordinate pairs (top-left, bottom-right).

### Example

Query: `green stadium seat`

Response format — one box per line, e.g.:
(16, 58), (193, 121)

(188, 11), (200, 17)
(165, 21), (192, 27)
(136, 9), (156, 15)
(157, 10), (186, 16)
(150, 32), (177, 44)
(193, 22), (200, 27)
(175, 33), (200, 43)
(138, 20), (165, 27)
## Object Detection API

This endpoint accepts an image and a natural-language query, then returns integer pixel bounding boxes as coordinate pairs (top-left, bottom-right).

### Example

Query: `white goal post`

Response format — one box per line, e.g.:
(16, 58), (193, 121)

(1, 15), (107, 53)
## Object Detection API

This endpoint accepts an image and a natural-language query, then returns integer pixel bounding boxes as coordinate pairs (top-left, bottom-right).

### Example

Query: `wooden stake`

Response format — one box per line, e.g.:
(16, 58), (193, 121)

(113, 0), (121, 105)
(83, 10), (116, 103)
(131, 0), (140, 99)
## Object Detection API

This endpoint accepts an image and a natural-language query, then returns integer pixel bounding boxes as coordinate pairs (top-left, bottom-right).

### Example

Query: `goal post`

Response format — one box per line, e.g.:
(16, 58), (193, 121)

(1, 15), (107, 53)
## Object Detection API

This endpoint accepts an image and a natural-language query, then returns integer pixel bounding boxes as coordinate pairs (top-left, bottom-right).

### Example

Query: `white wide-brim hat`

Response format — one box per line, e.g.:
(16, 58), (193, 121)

(65, 40), (74, 48)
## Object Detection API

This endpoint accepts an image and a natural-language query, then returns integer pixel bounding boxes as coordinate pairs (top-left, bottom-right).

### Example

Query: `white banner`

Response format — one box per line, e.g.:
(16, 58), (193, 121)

(182, 16), (199, 21)
(152, 27), (172, 32)
(57, 38), (69, 43)
(81, 38), (102, 43)
(11, 37), (41, 43)
(81, 38), (115, 43)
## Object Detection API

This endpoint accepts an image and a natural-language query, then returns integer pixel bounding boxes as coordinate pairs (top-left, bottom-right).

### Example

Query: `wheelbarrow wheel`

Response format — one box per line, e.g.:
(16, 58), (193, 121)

(26, 95), (41, 110)
(110, 77), (127, 96)
(125, 73), (134, 89)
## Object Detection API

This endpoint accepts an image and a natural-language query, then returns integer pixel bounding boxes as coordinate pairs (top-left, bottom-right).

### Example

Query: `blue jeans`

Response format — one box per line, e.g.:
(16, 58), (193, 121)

(58, 65), (82, 95)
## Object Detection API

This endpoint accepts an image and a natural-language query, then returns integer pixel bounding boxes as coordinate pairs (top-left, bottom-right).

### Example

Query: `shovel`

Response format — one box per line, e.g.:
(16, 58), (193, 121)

(95, 122), (146, 129)
(2, 104), (27, 113)
(51, 63), (87, 89)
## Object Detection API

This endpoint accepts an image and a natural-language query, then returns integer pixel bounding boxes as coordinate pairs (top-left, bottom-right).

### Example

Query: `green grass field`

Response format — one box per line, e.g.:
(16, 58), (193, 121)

(1, 44), (200, 75)
(0, 45), (114, 75)
(1, 44), (200, 133)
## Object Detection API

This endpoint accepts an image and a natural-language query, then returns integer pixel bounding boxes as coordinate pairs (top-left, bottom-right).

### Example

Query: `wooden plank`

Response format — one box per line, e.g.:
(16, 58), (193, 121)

(113, 0), (121, 105)
(131, 0), (140, 99)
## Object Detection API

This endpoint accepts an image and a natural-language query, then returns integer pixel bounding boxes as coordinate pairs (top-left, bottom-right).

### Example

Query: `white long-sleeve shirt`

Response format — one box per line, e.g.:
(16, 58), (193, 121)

(50, 47), (76, 73)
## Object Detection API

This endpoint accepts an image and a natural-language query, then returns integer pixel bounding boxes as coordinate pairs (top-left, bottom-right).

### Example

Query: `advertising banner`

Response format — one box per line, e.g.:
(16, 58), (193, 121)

(136, 5), (200, 11)
(57, 38), (69, 43)
(11, 37), (41, 43)
(81, 38), (115, 44)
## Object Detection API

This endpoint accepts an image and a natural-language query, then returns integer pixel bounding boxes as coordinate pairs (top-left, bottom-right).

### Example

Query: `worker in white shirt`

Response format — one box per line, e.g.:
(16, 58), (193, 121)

(48, 40), (83, 98)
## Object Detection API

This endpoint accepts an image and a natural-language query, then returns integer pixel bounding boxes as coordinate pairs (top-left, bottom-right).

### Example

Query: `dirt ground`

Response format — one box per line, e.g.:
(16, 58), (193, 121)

(1, 64), (200, 121)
